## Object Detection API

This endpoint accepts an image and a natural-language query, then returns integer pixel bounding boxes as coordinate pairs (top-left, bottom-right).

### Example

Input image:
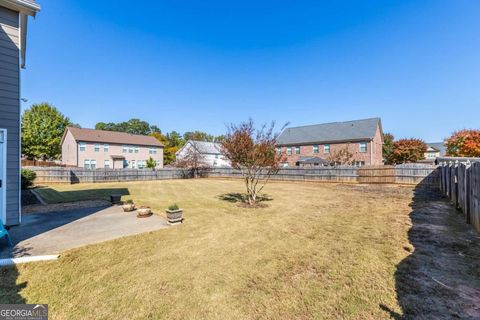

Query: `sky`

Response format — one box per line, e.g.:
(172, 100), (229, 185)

(21, 0), (480, 141)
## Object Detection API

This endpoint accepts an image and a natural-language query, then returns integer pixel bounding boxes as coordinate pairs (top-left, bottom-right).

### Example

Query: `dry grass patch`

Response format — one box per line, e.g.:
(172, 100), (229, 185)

(0, 179), (460, 319)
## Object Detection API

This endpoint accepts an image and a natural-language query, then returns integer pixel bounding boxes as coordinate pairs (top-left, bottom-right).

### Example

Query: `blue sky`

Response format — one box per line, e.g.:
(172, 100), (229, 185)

(22, 0), (480, 141)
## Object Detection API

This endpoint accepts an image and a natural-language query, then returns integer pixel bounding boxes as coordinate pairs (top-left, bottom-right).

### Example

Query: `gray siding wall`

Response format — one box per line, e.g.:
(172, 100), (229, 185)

(0, 6), (20, 226)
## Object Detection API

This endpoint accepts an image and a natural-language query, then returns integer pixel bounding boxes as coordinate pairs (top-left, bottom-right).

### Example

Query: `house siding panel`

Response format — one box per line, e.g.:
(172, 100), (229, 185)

(0, 6), (20, 226)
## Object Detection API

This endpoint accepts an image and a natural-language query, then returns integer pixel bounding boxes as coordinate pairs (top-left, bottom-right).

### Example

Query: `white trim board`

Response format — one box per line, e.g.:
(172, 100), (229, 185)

(0, 128), (7, 224)
(0, 255), (59, 267)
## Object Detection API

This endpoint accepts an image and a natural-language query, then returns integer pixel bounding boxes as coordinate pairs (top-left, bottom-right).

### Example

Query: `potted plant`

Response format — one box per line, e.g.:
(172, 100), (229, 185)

(122, 199), (135, 212)
(137, 205), (152, 218)
(166, 204), (183, 224)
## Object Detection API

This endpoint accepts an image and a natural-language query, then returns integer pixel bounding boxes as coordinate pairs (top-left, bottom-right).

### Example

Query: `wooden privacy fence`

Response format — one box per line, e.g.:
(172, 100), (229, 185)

(439, 158), (480, 232)
(27, 164), (439, 185)
(21, 159), (73, 167)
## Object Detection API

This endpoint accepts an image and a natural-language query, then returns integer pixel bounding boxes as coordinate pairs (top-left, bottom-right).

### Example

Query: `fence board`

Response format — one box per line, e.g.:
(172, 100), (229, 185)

(438, 158), (480, 233)
(26, 164), (438, 186)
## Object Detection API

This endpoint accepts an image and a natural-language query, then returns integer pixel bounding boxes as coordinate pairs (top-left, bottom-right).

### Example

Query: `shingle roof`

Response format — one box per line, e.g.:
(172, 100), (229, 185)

(277, 118), (381, 146)
(190, 141), (222, 154)
(65, 127), (163, 147)
(427, 142), (447, 156)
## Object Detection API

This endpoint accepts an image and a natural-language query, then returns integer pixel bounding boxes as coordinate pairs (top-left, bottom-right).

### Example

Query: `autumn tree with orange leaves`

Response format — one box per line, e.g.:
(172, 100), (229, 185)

(220, 119), (286, 206)
(446, 130), (480, 157)
(385, 139), (427, 164)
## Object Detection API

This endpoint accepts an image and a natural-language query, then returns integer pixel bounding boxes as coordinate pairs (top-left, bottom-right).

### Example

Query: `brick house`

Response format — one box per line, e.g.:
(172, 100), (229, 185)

(276, 118), (384, 167)
(61, 127), (164, 169)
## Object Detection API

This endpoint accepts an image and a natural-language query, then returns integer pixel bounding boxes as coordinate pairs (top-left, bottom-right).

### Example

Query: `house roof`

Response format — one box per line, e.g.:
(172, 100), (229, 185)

(426, 142), (447, 156)
(0, 0), (40, 15)
(176, 140), (222, 156)
(277, 118), (382, 146)
(189, 140), (222, 154)
(64, 127), (163, 147)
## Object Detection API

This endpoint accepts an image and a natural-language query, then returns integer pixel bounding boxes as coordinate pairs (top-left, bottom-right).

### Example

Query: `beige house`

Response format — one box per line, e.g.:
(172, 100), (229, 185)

(61, 127), (164, 169)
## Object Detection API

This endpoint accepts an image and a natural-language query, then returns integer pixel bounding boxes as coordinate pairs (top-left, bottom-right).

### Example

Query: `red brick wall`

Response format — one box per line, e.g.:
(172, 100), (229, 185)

(279, 125), (384, 166)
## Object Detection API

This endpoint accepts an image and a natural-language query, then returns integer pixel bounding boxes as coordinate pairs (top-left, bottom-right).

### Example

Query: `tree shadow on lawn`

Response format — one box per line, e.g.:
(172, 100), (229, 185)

(35, 187), (130, 204)
(381, 179), (480, 319)
(217, 193), (273, 208)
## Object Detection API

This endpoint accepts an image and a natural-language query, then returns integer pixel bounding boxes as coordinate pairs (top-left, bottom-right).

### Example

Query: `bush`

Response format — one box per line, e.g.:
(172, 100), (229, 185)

(167, 203), (179, 211)
(21, 169), (36, 189)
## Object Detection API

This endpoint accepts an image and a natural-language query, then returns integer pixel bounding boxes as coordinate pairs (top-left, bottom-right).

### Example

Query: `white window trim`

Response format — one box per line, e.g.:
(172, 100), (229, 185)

(0, 129), (7, 223)
(79, 142), (86, 151)
(324, 144), (330, 154)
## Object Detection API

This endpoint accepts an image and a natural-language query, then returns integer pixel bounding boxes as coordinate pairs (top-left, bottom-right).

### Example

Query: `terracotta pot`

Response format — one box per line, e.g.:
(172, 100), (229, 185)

(166, 209), (183, 224)
(137, 207), (152, 218)
(122, 203), (135, 212)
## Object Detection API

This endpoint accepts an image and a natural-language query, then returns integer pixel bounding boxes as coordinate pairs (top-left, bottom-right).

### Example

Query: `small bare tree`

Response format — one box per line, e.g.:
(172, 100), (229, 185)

(175, 142), (209, 178)
(328, 144), (354, 166)
(220, 119), (286, 206)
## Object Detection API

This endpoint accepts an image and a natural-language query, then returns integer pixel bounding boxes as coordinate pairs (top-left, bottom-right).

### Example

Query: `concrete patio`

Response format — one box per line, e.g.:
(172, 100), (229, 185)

(0, 205), (169, 259)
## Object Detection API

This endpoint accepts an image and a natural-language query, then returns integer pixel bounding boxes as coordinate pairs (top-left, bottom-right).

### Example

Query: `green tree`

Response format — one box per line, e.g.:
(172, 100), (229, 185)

(146, 157), (156, 169)
(22, 103), (72, 160)
(166, 131), (185, 147)
(382, 133), (395, 164)
(95, 118), (157, 135)
(183, 131), (215, 142)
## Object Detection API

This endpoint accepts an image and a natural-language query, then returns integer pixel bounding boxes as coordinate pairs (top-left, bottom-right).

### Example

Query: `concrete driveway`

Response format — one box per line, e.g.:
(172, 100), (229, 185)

(0, 205), (169, 258)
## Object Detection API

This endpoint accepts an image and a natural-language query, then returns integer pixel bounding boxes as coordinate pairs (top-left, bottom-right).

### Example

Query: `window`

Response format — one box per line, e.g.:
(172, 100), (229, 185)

(104, 144), (109, 152)
(123, 145), (128, 153)
(149, 147), (157, 155)
(104, 160), (110, 169)
(155, 160), (161, 167)
(324, 144), (330, 154)
(129, 146), (134, 153)
(134, 146), (139, 154)
(295, 146), (300, 154)
(359, 142), (367, 153)
(313, 145), (319, 154)
(215, 154), (219, 159)
(131, 160), (136, 169)
(287, 147), (292, 155)
(138, 160), (146, 169)
(84, 159), (97, 169)
(79, 142), (86, 152)
(94, 144), (100, 152)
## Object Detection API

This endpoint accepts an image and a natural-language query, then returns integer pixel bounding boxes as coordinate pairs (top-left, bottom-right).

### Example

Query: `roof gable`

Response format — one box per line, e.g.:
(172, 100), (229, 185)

(277, 118), (381, 145)
(64, 127), (163, 147)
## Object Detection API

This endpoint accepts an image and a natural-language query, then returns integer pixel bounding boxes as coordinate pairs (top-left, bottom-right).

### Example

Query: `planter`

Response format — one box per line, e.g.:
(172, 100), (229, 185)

(122, 203), (136, 212)
(110, 194), (122, 204)
(137, 207), (152, 218)
(166, 209), (183, 224)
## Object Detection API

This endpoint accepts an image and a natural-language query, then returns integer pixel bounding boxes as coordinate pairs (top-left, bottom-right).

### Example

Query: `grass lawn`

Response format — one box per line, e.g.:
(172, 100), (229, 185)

(1, 179), (472, 319)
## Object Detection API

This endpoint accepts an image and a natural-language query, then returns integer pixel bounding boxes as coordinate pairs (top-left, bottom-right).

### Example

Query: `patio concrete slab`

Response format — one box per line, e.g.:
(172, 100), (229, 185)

(0, 205), (169, 258)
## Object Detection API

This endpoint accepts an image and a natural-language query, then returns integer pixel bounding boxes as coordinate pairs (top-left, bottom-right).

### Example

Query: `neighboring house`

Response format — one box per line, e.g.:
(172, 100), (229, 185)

(276, 118), (384, 167)
(175, 140), (230, 167)
(0, 0), (40, 226)
(61, 127), (164, 169)
(424, 142), (447, 161)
